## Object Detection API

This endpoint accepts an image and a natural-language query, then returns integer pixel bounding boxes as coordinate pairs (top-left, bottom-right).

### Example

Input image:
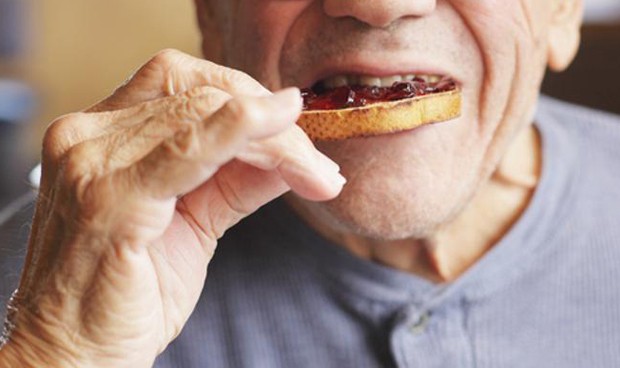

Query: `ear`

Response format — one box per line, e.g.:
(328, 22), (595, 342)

(194, 0), (224, 63)
(547, 0), (583, 72)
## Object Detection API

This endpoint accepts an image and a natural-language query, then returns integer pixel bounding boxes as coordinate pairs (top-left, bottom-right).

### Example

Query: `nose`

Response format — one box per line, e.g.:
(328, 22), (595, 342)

(323, 0), (436, 28)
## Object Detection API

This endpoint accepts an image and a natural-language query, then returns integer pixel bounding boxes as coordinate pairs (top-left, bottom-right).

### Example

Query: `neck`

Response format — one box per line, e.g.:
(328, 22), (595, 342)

(286, 124), (542, 283)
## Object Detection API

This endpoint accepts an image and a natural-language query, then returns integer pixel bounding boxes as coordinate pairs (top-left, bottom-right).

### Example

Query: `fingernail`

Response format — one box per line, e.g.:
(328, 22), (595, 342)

(329, 171), (347, 188)
(317, 152), (341, 173)
(269, 87), (301, 108)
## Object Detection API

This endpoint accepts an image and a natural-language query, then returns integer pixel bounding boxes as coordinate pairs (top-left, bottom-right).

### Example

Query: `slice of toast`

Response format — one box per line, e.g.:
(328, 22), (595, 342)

(297, 88), (461, 141)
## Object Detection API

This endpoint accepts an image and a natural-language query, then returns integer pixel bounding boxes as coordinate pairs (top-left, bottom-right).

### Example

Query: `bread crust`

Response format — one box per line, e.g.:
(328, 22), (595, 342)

(297, 89), (461, 141)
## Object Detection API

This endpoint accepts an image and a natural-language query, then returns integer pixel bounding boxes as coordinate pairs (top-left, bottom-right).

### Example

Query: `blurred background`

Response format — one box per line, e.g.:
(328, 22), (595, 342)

(543, 0), (620, 117)
(0, 0), (200, 207)
(0, 0), (619, 208)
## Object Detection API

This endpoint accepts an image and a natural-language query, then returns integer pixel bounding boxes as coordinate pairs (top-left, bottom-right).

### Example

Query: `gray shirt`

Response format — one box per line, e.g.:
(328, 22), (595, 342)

(2, 96), (620, 367)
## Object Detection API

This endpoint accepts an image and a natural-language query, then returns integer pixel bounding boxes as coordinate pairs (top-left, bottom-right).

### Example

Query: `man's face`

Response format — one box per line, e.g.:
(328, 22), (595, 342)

(200, 0), (580, 240)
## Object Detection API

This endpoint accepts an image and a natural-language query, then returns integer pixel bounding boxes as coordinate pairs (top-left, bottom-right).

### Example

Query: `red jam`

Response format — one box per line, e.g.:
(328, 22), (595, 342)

(301, 77), (457, 111)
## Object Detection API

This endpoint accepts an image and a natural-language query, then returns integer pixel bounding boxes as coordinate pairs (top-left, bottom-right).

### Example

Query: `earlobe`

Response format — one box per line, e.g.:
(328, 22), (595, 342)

(548, 26), (580, 72)
(547, 0), (583, 72)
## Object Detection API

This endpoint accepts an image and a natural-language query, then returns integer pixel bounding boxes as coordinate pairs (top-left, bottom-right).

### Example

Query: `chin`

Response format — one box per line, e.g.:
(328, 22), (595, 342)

(318, 194), (447, 241)
(284, 105), (485, 241)
(303, 155), (479, 242)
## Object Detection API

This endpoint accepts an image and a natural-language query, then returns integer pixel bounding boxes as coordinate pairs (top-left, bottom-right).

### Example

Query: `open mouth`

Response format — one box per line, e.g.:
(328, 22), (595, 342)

(296, 72), (462, 141)
(302, 74), (458, 111)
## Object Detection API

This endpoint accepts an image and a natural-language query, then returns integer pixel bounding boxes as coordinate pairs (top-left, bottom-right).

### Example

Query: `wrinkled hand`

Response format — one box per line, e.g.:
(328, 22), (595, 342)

(0, 49), (345, 368)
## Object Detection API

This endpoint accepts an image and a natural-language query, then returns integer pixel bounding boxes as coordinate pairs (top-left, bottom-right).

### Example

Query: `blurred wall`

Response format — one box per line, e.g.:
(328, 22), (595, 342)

(542, 1), (620, 115)
(27, 0), (201, 146)
(542, 24), (620, 115)
(585, 0), (620, 24)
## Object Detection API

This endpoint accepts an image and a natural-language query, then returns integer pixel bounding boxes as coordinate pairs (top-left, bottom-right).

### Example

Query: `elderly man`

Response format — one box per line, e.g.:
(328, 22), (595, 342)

(1, 0), (619, 367)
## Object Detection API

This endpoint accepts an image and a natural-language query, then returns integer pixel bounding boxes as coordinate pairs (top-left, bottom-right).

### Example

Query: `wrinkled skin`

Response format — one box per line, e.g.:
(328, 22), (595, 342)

(0, 51), (344, 367)
(0, 0), (581, 367)
(203, 0), (580, 240)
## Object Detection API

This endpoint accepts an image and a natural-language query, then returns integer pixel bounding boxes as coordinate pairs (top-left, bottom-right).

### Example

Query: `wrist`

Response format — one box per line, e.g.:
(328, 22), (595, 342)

(2, 327), (79, 368)
(0, 297), (81, 368)
(1, 296), (158, 368)
(0, 338), (54, 368)
(0, 340), (24, 368)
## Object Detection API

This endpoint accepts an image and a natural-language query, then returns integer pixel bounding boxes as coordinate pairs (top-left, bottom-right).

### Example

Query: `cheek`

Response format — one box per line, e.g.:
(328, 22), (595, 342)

(452, 0), (550, 101)
(230, 1), (313, 90)
(449, 0), (549, 171)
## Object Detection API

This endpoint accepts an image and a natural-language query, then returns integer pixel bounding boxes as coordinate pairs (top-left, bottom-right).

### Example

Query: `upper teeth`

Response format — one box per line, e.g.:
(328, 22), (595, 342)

(321, 74), (440, 89)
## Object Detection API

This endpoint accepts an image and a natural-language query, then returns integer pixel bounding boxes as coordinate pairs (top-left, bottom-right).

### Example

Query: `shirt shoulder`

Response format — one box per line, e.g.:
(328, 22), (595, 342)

(537, 96), (620, 201)
(538, 95), (620, 156)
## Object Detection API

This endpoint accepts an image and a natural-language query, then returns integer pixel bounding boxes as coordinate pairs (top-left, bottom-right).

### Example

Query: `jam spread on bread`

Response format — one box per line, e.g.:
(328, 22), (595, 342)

(301, 77), (457, 111)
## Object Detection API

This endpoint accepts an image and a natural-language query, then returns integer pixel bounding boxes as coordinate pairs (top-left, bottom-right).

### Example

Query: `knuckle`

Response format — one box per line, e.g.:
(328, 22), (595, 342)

(169, 95), (196, 121)
(63, 142), (98, 185)
(200, 97), (231, 121)
(223, 98), (265, 131)
(262, 142), (288, 168)
(265, 127), (315, 166)
(150, 48), (183, 68)
(186, 86), (233, 108)
(148, 49), (185, 96)
(42, 113), (88, 162)
(169, 97), (207, 127)
(221, 67), (247, 84)
(163, 125), (202, 159)
(269, 135), (298, 162)
(220, 68), (268, 95)
(59, 143), (113, 220)
(172, 88), (231, 122)
(68, 175), (113, 233)
(182, 85), (220, 99)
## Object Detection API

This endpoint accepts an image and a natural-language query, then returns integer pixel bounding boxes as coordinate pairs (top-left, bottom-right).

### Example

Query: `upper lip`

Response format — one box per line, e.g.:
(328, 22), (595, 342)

(299, 57), (461, 90)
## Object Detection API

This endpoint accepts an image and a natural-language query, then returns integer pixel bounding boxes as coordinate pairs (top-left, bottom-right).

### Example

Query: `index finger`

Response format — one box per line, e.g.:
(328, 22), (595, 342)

(87, 49), (270, 113)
